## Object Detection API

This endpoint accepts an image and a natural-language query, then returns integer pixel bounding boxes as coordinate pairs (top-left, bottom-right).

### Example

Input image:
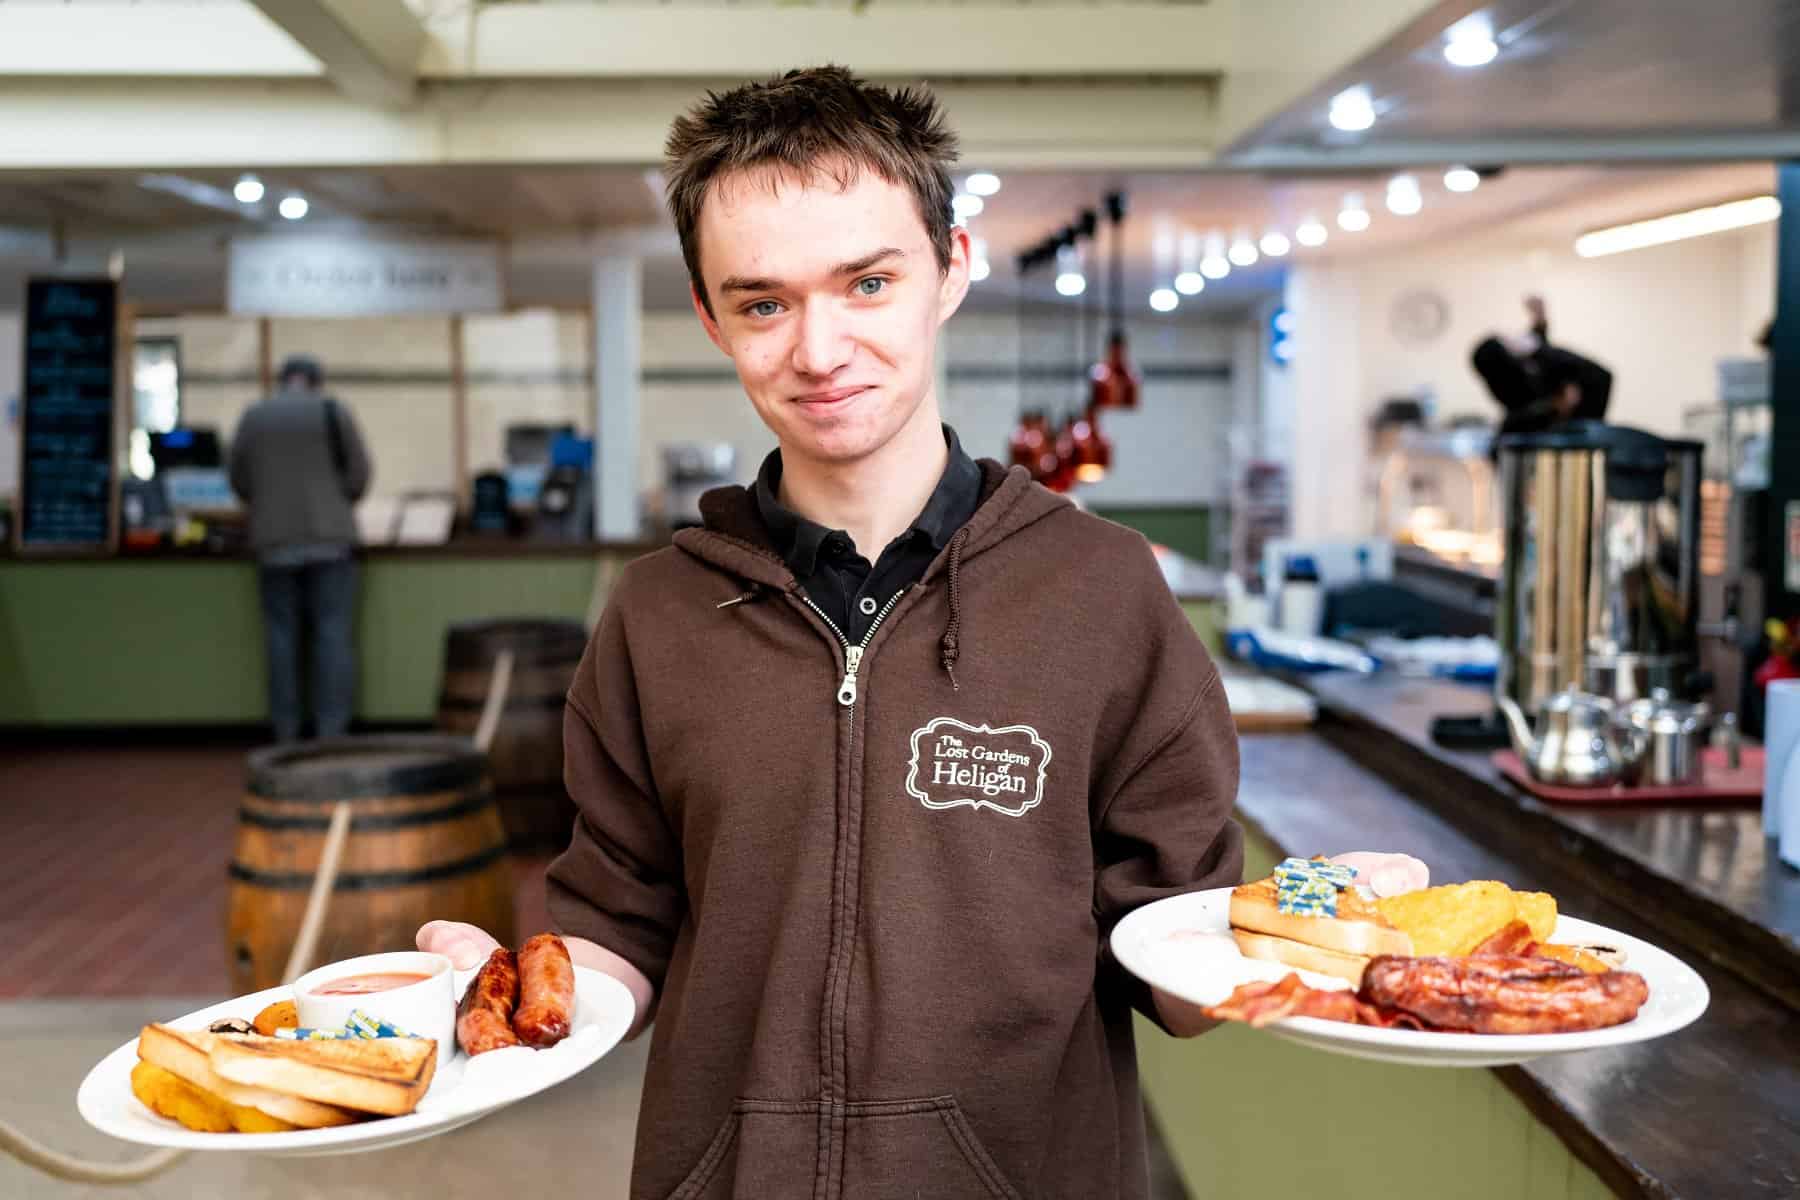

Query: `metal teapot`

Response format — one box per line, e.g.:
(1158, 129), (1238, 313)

(1499, 688), (1649, 786)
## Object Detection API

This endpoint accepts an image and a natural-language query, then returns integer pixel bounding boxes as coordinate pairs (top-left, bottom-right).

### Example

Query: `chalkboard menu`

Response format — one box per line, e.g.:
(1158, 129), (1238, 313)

(17, 278), (119, 552)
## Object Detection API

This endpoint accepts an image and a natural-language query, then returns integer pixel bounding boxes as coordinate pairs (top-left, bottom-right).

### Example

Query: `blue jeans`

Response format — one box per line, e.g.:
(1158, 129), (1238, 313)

(258, 557), (358, 741)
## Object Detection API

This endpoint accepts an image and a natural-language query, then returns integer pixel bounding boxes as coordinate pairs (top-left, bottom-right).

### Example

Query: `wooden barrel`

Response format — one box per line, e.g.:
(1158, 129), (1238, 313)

(436, 618), (587, 850)
(226, 735), (516, 995)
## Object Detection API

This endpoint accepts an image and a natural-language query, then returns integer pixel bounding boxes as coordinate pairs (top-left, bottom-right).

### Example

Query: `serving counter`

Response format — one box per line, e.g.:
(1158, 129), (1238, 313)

(0, 541), (654, 728)
(1135, 673), (1798, 1199)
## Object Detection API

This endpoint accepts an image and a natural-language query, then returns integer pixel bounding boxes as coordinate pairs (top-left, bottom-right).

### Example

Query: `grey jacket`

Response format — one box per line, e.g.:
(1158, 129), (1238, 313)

(229, 389), (372, 554)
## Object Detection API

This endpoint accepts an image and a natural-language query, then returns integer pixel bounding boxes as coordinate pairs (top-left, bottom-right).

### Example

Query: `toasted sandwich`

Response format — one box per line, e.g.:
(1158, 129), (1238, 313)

(207, 1031), (437, 1117)
(1229, 875), (1414, 983)
(136, 1025), (363, 1129)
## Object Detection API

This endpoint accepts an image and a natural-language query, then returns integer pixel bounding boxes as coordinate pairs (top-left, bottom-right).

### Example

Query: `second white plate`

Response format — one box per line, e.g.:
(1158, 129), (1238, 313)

(1111, 887), (1709, 1068)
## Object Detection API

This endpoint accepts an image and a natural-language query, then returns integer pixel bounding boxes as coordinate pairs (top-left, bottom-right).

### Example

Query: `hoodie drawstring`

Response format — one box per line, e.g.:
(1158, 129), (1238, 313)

(940, 527), (970, 691)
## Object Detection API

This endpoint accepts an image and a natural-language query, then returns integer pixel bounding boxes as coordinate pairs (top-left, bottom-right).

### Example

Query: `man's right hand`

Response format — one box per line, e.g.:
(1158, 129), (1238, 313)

(415, 920), (658, 1040)
(417, 920), (502, 969)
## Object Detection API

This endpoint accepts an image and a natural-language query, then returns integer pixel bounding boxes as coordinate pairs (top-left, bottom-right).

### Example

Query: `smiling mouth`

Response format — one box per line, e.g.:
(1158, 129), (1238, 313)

(794, 386), (871, 405)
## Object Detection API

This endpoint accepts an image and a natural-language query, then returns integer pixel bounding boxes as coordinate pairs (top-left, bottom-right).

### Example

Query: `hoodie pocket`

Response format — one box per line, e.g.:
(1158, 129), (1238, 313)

(664, 1101), (817, 1200)
(842, 1096), (1024, 1200)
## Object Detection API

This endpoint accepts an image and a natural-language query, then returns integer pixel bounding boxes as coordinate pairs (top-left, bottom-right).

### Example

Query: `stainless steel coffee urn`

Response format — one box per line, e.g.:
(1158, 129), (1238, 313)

(1495, 423), (1704, 720)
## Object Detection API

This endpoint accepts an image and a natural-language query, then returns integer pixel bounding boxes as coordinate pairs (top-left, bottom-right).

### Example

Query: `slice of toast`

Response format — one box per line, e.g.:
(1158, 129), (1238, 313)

(136, 1025), (362, 1129)
(1230, 876), (1414, 957)
(208, 1032), (437, 1117)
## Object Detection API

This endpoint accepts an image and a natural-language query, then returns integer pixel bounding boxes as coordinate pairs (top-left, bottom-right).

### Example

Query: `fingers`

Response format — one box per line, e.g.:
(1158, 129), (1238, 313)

(1326, 852), (1430, 898)
(416, 920), (502, 969)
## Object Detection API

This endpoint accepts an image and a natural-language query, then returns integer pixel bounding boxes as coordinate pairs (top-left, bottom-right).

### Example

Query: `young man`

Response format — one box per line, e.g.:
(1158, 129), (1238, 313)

(422, 67), (1422, 1198)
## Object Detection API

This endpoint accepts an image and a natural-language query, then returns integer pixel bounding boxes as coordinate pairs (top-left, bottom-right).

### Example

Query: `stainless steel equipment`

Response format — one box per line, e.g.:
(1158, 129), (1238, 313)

(1495, 424), (1704, 729)
(1615, 689), (1711, 785)
(1500, 686), (1647, 786)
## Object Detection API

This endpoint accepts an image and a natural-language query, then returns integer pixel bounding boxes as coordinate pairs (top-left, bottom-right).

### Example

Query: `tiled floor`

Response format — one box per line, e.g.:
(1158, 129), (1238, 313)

(0, 741), (551, 999)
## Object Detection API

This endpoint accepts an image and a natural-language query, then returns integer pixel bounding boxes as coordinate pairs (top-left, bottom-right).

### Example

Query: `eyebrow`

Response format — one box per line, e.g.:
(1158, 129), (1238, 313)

(718, 247), (907, 295)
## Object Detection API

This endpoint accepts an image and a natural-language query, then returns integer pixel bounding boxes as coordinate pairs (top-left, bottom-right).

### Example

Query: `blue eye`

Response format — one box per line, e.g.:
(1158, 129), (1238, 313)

(749, 300), (782, 318)
(856, 277), (887, 296)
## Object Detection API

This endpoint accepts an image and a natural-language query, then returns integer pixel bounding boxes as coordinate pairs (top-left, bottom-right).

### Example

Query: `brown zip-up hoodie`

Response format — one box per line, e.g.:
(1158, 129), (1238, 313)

(547, 461), (1243, 1200)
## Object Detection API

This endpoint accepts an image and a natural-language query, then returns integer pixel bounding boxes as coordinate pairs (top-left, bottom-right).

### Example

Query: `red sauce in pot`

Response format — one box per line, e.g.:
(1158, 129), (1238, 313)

(311, 971), (432, 996)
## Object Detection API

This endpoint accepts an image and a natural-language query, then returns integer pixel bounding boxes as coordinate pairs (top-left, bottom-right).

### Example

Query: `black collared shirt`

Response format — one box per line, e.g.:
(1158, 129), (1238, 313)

(755, 426), (982, 643)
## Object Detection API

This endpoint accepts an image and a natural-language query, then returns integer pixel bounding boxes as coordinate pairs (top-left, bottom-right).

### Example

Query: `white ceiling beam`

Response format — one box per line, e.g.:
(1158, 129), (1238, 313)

(0, 79), (1219, 172)
(0, 6), (320, 76)
(422, 4), (1231, 79)
(246, 0), (426, 108)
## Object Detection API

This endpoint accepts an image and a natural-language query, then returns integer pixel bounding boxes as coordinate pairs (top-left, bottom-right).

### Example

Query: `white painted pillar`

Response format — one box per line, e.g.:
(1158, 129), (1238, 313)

(592, 250), (642, 540)
(1287, 264), (1366, 540)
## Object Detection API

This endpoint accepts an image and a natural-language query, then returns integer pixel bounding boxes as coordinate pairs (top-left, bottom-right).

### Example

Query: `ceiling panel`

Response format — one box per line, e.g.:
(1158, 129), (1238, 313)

(1240, 0), (1800, 154)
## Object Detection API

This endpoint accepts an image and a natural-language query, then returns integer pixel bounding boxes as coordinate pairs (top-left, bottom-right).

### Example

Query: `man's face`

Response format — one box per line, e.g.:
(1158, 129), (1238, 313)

(692, 165), (971, 467)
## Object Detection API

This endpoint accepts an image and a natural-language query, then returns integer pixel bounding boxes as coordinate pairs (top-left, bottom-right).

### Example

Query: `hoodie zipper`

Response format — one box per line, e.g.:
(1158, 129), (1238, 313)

(797, 587), (908, 706)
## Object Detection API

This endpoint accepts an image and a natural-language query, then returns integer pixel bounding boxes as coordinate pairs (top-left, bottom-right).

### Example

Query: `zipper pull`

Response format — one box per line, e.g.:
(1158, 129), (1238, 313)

(837, 645), (863, 706)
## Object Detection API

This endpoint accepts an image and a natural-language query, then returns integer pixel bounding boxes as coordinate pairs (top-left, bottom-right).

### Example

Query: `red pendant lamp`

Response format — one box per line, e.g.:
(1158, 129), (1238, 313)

(1007, 245), (1064, 486)
(1069, 406), (1112, 484)
(1089, 191), (1140, 411)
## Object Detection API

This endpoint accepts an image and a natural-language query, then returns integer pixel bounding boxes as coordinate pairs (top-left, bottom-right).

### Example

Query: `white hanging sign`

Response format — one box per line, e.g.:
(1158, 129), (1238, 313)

(228, 236), (503, 316)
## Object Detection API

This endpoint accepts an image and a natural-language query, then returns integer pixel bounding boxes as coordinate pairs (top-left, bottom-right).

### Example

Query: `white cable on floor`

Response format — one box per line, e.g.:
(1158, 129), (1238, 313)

(0, 798), (353, 1184)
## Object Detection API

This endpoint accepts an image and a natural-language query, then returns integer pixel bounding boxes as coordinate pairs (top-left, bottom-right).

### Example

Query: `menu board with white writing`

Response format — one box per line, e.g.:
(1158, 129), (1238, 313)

(17, 279), (119, 552)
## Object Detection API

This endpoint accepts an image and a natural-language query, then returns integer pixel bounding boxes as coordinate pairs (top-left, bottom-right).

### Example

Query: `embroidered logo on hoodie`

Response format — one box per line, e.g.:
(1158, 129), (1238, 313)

(906, 716), (1052, 818)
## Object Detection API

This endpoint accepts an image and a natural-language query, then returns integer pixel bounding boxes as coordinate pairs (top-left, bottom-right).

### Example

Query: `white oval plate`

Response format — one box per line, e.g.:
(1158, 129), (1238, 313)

(1111, 887), (1709, 1068)
(78, 965), (634, 1156)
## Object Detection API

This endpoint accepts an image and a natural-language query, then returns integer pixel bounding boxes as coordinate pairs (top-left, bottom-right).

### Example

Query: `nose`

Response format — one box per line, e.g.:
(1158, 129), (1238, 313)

(791, 300), (853, 379)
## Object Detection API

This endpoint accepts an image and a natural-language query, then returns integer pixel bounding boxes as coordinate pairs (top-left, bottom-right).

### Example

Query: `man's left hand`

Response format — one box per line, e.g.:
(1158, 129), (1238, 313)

(1326, 851), (1429, 897)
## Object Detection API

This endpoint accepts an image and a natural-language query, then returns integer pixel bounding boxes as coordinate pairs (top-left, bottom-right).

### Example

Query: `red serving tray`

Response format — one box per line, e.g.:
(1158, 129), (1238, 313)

(1492, 747), (1765, 806)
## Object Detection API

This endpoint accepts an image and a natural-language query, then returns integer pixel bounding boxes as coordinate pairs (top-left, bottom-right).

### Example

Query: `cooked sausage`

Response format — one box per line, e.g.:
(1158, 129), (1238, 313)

(512, 933), (575, 1049)
(456, 947), (522, 1056)
(1360, 954), (1650, 1034)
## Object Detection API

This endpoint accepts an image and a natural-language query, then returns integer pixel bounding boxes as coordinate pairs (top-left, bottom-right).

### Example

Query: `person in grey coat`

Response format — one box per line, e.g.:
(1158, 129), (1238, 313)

(229, 355), (372, 742)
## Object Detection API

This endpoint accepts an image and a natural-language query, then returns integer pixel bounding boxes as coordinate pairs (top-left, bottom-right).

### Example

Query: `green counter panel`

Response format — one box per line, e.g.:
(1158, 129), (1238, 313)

(0, 557), (608, 726)
(1135, 831), (1613, 1199)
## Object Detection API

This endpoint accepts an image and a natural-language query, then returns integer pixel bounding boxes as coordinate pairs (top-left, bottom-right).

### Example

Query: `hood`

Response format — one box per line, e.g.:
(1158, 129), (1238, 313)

(674, 459), (1071, 687)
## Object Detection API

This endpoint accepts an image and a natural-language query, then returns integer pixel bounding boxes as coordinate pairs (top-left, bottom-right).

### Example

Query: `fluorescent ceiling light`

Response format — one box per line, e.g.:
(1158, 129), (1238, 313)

(1260, 232), (1291, 258)
(1575, 195), (1780, 258)
(1174, 271), (1205, 295)
(1149, 288), (1179, 313)
(1055, 272), (1086, 296)
(965, 172), (1001, 197)
(1329, 86), (1376, 133)
(234, 175), (265, 204)
(1338, 195), (1370, 232)
(1200, 254), (1230, 280)
(1228, 237), (1259, 267)
(278, 194), (309, 220)
(1295, 219), (1329, 247)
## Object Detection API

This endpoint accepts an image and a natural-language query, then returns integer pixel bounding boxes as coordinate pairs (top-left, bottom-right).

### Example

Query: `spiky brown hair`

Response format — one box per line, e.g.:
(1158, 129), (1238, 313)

(664, 66), (960, 317)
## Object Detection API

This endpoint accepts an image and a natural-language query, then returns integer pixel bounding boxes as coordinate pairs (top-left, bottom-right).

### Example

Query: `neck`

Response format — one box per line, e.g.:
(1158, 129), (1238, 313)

(777, 401), (948, 560)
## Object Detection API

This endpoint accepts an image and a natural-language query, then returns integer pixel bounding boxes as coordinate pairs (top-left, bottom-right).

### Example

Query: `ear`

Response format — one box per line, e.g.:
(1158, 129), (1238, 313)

(936, 225), (973, 326)
(692, 284), (730, 356)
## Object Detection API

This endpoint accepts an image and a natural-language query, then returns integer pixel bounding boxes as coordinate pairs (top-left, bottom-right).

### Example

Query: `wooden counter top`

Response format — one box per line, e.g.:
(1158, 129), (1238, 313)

(1297, 672), (1800, 1012)
(1234, 730), (1800, 1199)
